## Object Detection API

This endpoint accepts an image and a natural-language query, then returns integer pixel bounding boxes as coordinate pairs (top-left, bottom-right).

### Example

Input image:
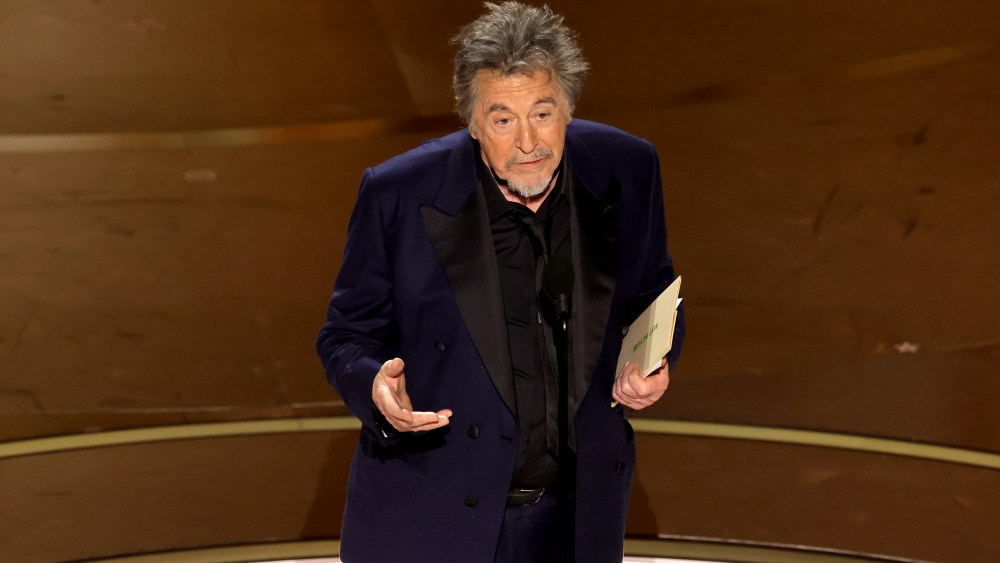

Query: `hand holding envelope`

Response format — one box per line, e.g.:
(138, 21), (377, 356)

(612, 276), (682, 409)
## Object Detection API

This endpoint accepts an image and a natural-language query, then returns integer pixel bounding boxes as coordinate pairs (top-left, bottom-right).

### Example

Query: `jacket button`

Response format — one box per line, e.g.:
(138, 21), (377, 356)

(434, 340), (446, 351)
(464, 496), (478, 507)
(467, 425), (480, 439)
(616, 461), (626, 476)
(621, 326), (629, 337)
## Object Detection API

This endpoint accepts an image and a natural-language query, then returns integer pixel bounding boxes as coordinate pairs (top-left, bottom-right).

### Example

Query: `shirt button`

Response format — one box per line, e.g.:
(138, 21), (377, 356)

(467, 425), (480, 439)
(464, 496), (478, 507)
(434, 340), (446, 351)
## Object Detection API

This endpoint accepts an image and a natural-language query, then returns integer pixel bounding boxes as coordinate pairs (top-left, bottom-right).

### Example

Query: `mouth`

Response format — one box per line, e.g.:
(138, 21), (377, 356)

(511, 157), (547, 171)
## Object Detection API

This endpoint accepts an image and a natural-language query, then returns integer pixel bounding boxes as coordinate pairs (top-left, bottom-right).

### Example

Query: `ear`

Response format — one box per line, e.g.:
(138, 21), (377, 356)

(468, 121), (479, 140)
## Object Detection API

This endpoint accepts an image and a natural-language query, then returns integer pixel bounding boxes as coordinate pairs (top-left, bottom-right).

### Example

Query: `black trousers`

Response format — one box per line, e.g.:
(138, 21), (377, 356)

(493, 492), (561, 563)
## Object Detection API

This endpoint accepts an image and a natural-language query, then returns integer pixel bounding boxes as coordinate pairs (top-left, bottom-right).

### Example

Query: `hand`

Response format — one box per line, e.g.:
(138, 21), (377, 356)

(372, 358), (452, 432)
(612, 358), (670, 410)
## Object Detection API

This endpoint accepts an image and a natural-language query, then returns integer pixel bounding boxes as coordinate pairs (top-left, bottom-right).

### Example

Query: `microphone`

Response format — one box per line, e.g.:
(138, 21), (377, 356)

(543, 255), (575, 562)
(542, 254), (574, 326)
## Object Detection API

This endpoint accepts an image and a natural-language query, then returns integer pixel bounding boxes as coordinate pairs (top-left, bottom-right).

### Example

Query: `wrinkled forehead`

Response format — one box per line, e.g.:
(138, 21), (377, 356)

(472, 68), (568, 111)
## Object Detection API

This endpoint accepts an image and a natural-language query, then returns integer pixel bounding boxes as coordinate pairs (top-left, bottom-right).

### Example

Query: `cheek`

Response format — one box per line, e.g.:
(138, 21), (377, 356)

(545, 139), (566, 160)
(484, 141), (514, 166)
(541, 128), (565, 149)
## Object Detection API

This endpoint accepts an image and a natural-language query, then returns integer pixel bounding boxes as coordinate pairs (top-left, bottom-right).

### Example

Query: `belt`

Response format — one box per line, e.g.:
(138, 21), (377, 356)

(506, 487), (547, 506)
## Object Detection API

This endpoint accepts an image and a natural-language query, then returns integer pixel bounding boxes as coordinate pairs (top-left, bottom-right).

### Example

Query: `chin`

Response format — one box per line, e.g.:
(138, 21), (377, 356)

(507, 177), (551, 199)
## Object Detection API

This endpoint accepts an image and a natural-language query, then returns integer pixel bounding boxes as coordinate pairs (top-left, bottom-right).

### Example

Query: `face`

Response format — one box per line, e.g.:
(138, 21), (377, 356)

(469, 70), (570, 200)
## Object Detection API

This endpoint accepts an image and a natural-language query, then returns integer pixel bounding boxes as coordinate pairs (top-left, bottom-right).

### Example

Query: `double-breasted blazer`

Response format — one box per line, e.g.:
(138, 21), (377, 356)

(317, 119), (685, 563)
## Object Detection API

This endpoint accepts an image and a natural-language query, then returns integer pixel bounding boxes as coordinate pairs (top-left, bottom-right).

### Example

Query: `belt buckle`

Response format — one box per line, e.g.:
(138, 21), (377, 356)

(510, 487), (545, 506)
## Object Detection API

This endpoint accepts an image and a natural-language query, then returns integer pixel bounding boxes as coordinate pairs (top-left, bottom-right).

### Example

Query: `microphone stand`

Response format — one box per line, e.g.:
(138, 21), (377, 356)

(554, 294), (574, 563)
(540, 249), (574, 562)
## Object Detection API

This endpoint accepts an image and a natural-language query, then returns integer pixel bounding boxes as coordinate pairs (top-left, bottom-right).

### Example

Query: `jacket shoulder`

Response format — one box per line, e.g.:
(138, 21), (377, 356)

(567, 119), (659, 188)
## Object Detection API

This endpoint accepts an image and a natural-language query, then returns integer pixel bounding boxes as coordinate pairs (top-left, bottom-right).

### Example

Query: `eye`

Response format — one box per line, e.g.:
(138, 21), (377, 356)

(496, 118), (510, 126)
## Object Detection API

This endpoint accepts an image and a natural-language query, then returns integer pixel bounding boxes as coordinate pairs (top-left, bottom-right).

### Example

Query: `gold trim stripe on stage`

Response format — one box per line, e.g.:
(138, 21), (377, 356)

(88, 538), (923, 563)
(91, 540), (340, 563)
(627, 537), (926, 563)
(1, 416), (998, 470)
(0, 417), (360, 459)
(629, 419), (1000, 470)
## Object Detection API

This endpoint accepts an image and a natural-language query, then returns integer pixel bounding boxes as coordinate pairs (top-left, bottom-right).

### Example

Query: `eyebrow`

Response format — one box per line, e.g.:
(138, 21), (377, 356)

(486, 97), (558, 114)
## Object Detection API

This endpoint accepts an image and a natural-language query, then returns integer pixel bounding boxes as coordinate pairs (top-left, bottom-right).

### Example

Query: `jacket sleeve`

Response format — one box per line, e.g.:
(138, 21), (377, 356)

(639, 145), (686, 373)
(316, 168), (398, 443)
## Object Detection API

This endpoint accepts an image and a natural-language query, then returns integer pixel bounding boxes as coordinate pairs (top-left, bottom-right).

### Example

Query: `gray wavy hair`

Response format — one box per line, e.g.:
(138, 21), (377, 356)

(451, 2), (589, 126)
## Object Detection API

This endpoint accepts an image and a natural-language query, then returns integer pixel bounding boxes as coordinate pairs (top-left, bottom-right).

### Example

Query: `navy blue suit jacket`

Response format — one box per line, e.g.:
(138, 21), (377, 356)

(317, 119), (685, 563)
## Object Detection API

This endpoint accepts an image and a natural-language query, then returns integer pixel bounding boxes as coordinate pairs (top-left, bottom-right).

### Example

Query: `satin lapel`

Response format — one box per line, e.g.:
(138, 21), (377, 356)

(567, 169), (620, 415)
(420, 187), (516, 417)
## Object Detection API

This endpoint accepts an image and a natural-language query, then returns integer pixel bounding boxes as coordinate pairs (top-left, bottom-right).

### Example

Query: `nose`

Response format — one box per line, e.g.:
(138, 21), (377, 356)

(514, 121), (538, 153)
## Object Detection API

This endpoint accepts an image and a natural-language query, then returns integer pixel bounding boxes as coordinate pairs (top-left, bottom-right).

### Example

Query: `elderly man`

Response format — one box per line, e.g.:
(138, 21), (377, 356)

(317, 2), (684, 562)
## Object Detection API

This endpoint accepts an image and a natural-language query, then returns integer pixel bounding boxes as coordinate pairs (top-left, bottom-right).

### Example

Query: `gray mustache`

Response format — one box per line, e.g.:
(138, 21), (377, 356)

(506, 148), (553, 168)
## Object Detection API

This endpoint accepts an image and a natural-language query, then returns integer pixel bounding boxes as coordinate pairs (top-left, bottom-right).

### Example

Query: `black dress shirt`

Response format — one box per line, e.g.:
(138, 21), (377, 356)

(475, 143), (570, 488)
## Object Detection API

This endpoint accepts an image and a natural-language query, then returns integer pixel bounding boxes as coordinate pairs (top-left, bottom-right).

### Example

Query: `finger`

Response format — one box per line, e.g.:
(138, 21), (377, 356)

(648, 369), (670, 390)
(614, 363), (632, 400)
(619, 368), (643, 401)
(411, 410), (452, 431)
(398, 390), (414, 413)
(374, 383), (411, 423)
(407, 409), (444, 427)
(632, 376), (669, 410)
(622, 377), (653, 408)
(385, 407), (415, 432)
(375, 359), (413, 408)
(613, 373), (640, 409)
(630, 370), (655, 396)
(624, 384), (658, 409)
(617, 381), (641, 408)
(386, 407), (452, 431)
(611, 387), (628, 409)
(636, 370), (669, 399)
(373, 373), (403, 402)
(379, 357), (406, 380)
(620, 387), (647, 409)
(614, 376), (629, 406)
(615, 393), (640, 410)
(402, 409), (453, 432)
(627, 363), (666, 399)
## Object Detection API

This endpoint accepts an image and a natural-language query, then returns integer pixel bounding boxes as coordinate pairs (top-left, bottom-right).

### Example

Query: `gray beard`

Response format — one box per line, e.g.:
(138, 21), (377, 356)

(505, 175), (553, 200)
(502, 149), (557, 200)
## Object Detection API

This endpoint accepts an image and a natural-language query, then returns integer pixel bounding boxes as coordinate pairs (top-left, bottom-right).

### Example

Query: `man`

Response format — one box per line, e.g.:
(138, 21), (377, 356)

(316, 3), (684, 562)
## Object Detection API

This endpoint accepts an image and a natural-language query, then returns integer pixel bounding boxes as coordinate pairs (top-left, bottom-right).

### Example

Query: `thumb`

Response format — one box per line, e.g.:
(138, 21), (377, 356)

(381, 358), (405, 380)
